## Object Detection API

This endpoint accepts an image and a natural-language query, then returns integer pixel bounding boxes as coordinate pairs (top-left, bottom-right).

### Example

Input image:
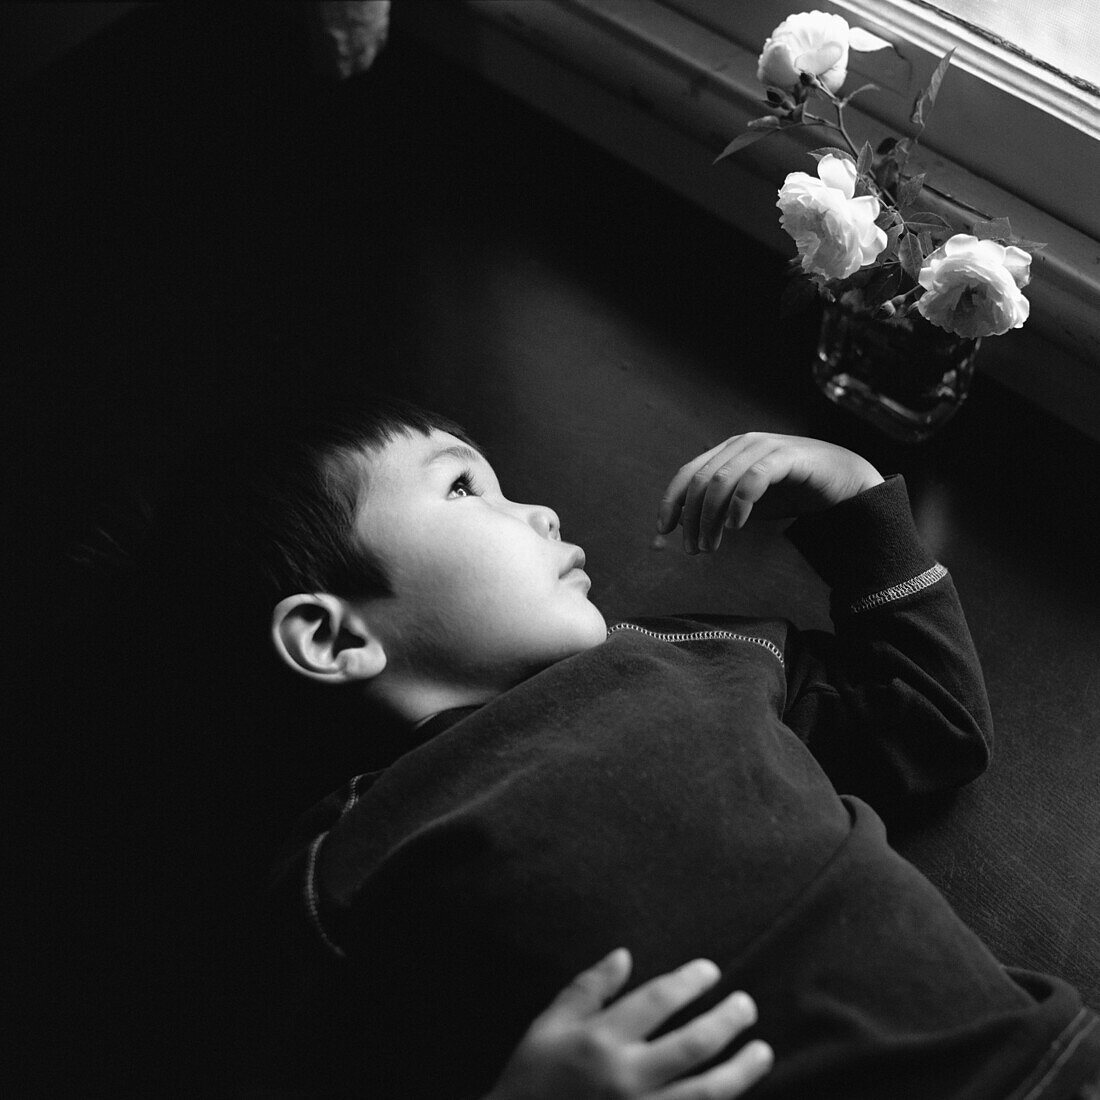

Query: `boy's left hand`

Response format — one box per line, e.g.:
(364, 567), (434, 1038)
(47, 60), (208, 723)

(657, 432), (883, 554)
(485, 948), (772, 1100)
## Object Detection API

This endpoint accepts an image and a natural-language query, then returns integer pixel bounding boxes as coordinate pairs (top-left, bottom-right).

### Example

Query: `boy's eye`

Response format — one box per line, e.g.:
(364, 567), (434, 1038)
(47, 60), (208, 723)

(448, 471), (481, 499)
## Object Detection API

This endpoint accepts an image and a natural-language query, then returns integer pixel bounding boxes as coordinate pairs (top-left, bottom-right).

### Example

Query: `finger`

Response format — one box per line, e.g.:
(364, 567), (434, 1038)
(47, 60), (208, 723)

(680, 438), (762, 553)
(696, 439), (777, 552)
(653, 1040), (774, 1100)
(598, 958), (721, 1041)
(682, 435), (770, 554)
(641, 990), (758, 1084)
(697, 462), (740, 554)
(656, 439), (735, 536)
(537, 948), (633, 1025)
(721, 448), (796, 535)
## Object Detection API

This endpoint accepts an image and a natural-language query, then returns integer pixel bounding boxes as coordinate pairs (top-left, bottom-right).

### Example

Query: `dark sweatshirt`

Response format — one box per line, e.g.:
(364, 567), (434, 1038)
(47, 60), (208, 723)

(269, 477), (1100, 1098)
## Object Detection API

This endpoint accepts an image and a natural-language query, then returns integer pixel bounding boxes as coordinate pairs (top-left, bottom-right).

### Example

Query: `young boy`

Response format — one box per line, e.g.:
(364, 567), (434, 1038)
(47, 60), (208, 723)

(249, 399), (1099, 1097)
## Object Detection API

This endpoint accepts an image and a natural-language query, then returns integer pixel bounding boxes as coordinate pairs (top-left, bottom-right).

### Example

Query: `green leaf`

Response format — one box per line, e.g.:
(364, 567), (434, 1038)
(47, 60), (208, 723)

(964, 218), (1045, 251)
(838, 82), (880, 107)
(910, 48), (955, 128)
(909, 90), (924, 128)
(972, 216), (1013, 240)
(902, 221), (951, 244)
(898, 232), (924, 280)
(746, 115), (783, 131)
(885, 223), (904, 256)
(809, 146), (854, 163)
(874, 158), (900, 196)
(714, 129), (774, 162)
(856, 141), (874, 178)
(890, 138), (912, 171)
(875, 134), (910, 194)
(897, 172), (925, 208)
(901, 210), (951, 229)
(861, 265), (903, 309)
(926, 48), (956, 105)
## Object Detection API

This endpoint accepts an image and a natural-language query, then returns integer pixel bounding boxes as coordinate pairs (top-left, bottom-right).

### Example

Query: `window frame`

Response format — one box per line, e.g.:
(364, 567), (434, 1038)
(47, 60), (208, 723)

(666, 0), (1100, 239)
(401, 0), (1100, 440)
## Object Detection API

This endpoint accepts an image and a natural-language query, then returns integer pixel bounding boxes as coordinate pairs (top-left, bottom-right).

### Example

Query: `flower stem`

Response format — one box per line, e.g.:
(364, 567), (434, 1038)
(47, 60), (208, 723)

(833, 101), (859, 162)
(805, 93), (901, 210)
(800, 111), (851, 150)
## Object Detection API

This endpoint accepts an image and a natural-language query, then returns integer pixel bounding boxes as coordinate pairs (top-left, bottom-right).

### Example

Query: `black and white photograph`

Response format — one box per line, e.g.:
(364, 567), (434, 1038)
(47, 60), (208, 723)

(8, 2), (1100, 1096)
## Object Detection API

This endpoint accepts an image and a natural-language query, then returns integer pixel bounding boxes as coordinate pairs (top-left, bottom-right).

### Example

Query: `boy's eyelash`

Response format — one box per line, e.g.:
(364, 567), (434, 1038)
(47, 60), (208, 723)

(450, 469), (483, 498)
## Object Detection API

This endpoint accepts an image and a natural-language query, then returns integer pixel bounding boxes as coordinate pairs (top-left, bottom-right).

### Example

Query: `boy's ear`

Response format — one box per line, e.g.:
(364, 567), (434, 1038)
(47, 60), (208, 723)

(271, 593), (387, 684)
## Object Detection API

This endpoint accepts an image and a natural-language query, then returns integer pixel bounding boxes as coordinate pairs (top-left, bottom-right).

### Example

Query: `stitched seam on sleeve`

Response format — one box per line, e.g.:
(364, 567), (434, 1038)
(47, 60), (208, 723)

(849, 563), (948, 615)
(340, 773), (367, 817)
(1013, 1009), (1098, 1100)
(303, 832), (347, 959)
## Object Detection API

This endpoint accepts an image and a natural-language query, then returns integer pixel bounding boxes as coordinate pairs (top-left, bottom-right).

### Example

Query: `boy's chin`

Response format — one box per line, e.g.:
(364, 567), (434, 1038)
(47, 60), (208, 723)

(572, 603), (609, 650)
(528, 607), (608, 669)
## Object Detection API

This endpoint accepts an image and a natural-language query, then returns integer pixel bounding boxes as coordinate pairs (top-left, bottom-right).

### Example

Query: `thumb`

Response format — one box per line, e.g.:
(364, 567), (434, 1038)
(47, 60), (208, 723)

(538, 948), (633, 1024)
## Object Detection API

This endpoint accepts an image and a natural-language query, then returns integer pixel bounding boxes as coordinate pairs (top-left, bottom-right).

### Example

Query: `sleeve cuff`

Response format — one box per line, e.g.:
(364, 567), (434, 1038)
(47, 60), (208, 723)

(785, 475), (940, 610)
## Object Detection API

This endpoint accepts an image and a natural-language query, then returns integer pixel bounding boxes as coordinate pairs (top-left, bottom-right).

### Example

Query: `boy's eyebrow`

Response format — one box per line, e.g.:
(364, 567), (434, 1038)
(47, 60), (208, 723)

(423, 443), (484, 468)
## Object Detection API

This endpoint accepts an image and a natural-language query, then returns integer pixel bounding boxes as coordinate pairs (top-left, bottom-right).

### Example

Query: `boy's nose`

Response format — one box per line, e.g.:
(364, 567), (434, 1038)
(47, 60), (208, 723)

(527, 504), (561, 540)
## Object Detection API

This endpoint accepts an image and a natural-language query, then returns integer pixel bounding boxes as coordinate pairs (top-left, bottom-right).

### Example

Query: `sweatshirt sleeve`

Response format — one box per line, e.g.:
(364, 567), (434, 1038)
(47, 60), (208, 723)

(781, 475), (993, 805)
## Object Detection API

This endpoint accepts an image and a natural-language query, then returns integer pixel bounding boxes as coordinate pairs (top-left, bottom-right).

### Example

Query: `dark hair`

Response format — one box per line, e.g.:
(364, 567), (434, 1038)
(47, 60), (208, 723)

(70, 395), (480, 780)
(58, 394), (480, 885)
(229, 397), (478, 608)
(129, 396), (479, 638)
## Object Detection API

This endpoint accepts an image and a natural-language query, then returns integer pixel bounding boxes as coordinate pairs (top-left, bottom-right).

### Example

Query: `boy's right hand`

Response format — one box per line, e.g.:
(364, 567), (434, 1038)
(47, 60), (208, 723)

(657, 432), (884, 554)
(484, 948), (773, 1100)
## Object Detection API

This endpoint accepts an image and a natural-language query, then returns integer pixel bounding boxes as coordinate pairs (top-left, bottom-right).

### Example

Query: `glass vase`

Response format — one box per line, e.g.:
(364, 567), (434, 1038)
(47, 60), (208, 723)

(813, 301), (980, 443)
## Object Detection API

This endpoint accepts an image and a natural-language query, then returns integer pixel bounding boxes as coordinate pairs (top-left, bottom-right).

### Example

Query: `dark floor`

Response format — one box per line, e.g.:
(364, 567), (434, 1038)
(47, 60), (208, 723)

(8, 4), (1100, 1093)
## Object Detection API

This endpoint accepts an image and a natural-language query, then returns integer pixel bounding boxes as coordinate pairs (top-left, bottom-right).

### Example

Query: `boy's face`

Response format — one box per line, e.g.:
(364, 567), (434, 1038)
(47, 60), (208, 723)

(351, 430), (607, 694)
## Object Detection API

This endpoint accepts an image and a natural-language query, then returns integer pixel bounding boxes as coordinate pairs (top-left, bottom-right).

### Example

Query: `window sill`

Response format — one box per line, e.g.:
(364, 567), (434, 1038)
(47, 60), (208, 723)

(400, 0), (1100, 442)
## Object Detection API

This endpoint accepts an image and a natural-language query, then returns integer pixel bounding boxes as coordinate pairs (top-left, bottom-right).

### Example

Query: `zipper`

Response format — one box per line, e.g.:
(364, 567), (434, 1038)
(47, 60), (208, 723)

(607, 622), (784, 666)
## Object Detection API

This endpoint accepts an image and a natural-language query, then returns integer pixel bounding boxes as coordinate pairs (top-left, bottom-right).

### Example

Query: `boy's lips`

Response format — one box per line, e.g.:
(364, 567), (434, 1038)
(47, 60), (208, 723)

(559, 547), (587, 578)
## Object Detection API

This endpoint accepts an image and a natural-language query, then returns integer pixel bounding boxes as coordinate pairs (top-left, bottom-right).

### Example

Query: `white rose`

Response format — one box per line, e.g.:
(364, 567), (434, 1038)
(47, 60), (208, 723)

(776, 155), (887, 280)
(758, 11), (851, 94)
(916, 234), (1032, 338)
